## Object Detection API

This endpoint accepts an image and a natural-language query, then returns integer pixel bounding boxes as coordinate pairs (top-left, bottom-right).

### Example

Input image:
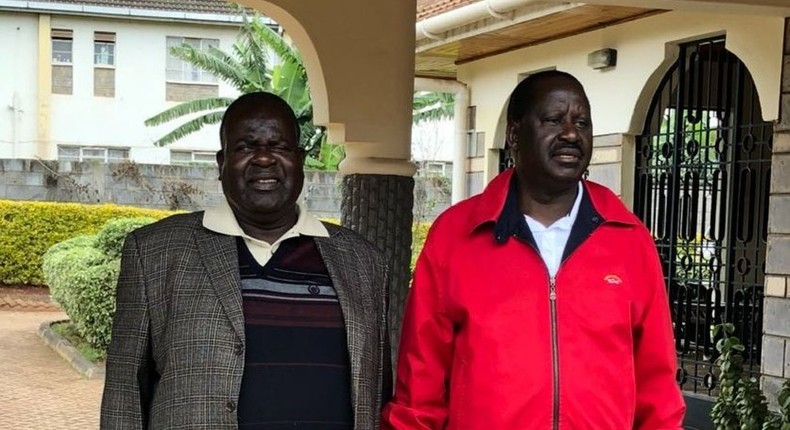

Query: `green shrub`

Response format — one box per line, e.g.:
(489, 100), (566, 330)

(43, 245), (106, 322)
(43, 234), (96, 259)
(411, 222), (431, 271)
(95, 217), (157, 259)
(711, 323), (790, 430)
(42, 215), (158, 351)
(0, 200), (172, 285)
(66, 260), (121, 350)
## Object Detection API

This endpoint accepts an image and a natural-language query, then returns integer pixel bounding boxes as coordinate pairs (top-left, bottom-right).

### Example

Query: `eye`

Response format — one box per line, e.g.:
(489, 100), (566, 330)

(575, 119), (590, 129)
(235, 142), (254, 152)
(544, 117), (562, 125)
(271, 143), (296, 154)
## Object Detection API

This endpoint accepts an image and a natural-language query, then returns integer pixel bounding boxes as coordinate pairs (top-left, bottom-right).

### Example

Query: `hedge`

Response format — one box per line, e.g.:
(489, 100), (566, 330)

(42, 242), (106, 316)
(411, 222), (431, 271)
(0, 200), (172, 285)
(43, 217), (158, 351)
(95, 217), (158, 259)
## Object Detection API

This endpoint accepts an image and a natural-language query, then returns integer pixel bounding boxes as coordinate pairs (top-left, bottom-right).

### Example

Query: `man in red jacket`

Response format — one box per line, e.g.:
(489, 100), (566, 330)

(382, 70), (685, 429)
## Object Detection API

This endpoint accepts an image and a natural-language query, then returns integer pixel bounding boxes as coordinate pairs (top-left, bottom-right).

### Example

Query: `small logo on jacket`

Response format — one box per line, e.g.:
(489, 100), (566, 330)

(604, 274), (622, 285)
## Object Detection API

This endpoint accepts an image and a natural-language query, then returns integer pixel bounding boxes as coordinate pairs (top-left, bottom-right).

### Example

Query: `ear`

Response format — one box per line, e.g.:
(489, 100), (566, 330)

(216, 149), (224, 179)
(297, 147), (307, 167)
(506, 120), (520, 151)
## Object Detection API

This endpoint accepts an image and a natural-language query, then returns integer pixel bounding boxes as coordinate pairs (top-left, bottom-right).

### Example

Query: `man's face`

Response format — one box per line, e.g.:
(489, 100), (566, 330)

(217, 107), (304, 224)
(507, 78), (593, 187)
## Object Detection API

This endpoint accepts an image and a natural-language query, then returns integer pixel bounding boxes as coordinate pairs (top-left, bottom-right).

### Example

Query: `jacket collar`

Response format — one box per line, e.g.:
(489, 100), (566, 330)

(470, 169), (637, 240)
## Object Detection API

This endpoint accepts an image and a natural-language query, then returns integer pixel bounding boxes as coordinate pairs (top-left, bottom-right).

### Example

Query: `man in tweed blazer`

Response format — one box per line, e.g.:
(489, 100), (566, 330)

(101, 92), (391, 429)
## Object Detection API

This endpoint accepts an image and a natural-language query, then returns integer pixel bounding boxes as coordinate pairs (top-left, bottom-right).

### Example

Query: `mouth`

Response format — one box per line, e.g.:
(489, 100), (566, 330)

(551, 147), (583, 164)
(248, 177), (280, 191)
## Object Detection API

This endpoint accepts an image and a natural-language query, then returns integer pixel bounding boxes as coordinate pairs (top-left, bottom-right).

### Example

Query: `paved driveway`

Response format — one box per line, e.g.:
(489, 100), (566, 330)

(0, 310), (104, 429)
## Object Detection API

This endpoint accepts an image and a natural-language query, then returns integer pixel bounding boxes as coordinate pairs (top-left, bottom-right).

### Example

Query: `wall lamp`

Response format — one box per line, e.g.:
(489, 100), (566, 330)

(588, 48), (617, 70)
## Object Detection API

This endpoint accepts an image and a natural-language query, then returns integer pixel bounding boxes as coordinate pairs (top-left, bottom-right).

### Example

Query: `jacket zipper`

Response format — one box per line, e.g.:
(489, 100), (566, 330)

(549, 275), (560, 430)
(523, 218), (603, 430)
(546, 227), (601, 430)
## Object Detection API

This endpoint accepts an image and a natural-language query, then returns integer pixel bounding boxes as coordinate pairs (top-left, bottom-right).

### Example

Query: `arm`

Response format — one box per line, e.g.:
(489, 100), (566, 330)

(382, 238), (454, 430)
(633, 239), (686, 429)
(100, 233), (156, 430)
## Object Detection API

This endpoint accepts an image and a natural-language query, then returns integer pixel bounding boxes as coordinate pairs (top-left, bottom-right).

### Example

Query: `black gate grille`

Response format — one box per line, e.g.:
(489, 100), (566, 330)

(634, 38), (772, 395)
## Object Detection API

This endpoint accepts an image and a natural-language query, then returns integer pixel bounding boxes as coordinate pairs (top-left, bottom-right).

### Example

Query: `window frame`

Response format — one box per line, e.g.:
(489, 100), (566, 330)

(51, 29), (73, 65)
(58, 145), (130, 163)
(170, 149), (217, 165)
(165, 36), (219, 85)
(94, 32), (116, 67)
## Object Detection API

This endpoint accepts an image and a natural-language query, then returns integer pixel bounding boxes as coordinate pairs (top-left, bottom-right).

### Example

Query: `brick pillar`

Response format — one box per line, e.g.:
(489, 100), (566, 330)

(761, 18), (790, 405)
(341, 174), (414, 365)
(588, 133), (627, 199)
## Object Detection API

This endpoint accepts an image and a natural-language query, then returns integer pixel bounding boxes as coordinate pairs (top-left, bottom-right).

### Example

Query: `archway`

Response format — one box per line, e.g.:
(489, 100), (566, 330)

(634, 37), (772, 396)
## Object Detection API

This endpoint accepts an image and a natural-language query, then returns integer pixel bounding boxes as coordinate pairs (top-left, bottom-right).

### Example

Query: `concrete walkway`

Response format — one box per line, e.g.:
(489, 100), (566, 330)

(0, 310), (103, 429)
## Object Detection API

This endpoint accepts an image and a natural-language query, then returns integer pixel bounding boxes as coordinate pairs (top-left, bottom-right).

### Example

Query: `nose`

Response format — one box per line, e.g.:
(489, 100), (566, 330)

(560, 119), (579, 142)
(250, 147), (277, 166)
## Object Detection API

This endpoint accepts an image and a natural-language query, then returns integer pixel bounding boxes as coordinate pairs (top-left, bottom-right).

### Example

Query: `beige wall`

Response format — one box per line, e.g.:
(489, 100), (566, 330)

(457, 10), (784, 187)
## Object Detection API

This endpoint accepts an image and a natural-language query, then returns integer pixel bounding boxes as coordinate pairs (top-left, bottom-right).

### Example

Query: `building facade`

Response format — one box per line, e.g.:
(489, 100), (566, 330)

(0, 0), (255, 165)
(413, 0), (790, 417)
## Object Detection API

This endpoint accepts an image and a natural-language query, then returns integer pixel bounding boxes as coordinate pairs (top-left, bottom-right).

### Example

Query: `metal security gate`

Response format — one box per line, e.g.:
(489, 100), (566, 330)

(634, 37), (772, 395)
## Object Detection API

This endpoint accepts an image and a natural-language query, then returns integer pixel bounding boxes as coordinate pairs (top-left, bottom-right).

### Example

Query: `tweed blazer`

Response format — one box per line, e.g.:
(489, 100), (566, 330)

(100, 212), (391, 430)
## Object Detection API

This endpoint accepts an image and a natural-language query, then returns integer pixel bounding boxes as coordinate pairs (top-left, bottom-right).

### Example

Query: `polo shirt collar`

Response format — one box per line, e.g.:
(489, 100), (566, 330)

(202, 197), (329, 241)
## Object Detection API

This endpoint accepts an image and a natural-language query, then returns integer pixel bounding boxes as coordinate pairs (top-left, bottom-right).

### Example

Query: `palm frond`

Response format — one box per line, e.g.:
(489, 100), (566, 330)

(231, 39), (270, 92)
(248, 16), (303, 66)
(152, 111), (225, 147)
(272, 61), (309, 111)
(205, 45), (268, 92)
(294, 104), (313, 123)
(170, 44), (247, 90)
(145, 97), (234, 126)
(232, 16), (273, 90)
(413, 92), (455, 124)
(238, 16), (273, 70)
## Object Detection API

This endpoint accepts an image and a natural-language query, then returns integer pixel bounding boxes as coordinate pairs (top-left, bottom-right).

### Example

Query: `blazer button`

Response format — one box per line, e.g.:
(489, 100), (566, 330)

(225, 401), (236, 413)
(234, 344), (243, 356)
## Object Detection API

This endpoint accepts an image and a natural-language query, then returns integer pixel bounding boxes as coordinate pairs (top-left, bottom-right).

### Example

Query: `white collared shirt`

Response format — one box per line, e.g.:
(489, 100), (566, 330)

(523, 181), (583, 277)
(202, 198), (329, 267)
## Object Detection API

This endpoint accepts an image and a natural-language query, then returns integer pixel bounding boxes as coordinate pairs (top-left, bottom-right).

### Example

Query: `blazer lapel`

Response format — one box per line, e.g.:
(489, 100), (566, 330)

(194, 229), (245, 341)
(315, 235), (376, 424)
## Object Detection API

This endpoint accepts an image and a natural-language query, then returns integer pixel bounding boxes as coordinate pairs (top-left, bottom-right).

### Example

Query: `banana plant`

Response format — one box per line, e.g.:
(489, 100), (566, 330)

(145, 10), (321, 158)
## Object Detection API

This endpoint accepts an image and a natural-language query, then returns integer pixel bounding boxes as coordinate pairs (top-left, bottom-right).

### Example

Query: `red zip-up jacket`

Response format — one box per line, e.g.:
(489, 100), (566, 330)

(382, 169), (685, 429)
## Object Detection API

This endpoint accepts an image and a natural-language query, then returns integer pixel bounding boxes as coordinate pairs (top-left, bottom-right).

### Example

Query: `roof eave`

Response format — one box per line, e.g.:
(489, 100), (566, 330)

(0, 0), (274, 25)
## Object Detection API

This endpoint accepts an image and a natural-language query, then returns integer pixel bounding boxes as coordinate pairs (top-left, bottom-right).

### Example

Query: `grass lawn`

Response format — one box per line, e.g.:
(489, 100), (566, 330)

(51, 321), (106, 363)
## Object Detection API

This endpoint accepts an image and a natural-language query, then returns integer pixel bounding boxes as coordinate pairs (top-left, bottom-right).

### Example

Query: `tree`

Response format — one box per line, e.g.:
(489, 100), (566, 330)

(147, 9), (456, 170)
(412, 91), (454, 124)
(145, 10), (326, 160)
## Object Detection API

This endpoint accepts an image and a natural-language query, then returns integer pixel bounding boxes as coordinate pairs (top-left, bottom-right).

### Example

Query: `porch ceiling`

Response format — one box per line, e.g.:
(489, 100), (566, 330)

(415, 4), (663, 79)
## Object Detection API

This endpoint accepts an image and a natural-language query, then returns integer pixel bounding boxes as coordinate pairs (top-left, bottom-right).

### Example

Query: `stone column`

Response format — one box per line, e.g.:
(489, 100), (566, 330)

(341, 154), (416, 365)
(762, 17), (790, 405)
(245, 0), (418, 368)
